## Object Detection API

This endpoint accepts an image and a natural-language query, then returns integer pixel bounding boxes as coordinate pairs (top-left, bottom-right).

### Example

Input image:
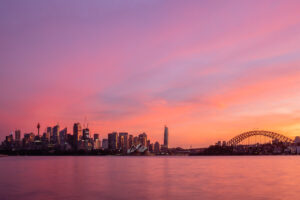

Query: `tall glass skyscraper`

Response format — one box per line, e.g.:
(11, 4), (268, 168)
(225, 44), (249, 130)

(108, 132), (118, 150)
(15, 130), (21, 142)
(164, 126), (169, 148)
(73, 123), (82, 147)
(52, 125), (60, 144)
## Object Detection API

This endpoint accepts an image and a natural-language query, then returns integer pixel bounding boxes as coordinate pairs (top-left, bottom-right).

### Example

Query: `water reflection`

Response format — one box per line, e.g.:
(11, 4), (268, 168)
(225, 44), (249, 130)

(1, 156), (300, 200)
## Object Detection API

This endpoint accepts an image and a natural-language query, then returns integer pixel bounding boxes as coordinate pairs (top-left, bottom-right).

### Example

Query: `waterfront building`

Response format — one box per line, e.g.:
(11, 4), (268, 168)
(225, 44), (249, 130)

(93, 139), (101, 150)
(147, 140), (150, 148)
(5, 134), (13, 143)
(52, 125), (60, 144)
(93, 134), (101, 150)
(295, 136), (300, 144)
(73, 123), (82, 148)
(46, 127), (52, 142)
(34, 134), (41, 142)
(102, 139), (108, 149)
(59, 128), (67, 144)
(41, 132), (49, 143)
(94, 134), (99, 141)
(15, 130), (21, 142)
(108, 132), (118, 150)
(119, 132), (129, 152)
(296, 146), (300, 154)
(139, 133), (147, 147)
(23, 133), (35, 146)
(128, 134), (133, 147)
(83, 139), (92, 151)
(118, 135), (124, 150)
(149, 143), (154, 152)
(66, 134), (74, 146)
(164, 126), (169, 149)
(82, 128), (90, 140)
(133, 136), (139, 146)
(154, 141), (160, 154)
(222, 141), (227, 146)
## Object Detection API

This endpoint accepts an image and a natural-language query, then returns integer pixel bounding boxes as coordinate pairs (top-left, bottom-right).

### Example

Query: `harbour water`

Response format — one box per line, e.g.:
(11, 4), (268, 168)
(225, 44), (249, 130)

(1, 156), (300, 200)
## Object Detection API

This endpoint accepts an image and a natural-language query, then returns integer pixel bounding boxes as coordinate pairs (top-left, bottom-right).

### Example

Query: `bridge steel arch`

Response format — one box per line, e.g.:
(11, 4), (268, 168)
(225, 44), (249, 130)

(227, 130), (293, 146)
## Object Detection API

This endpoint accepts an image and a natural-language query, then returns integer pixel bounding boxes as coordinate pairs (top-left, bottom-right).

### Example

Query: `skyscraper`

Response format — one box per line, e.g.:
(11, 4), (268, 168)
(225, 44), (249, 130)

(59, 128), (67, 144)
(108, 132), (118, 150)
(147, 140), (151, 148)
(94, 134), (99, 141)
(154, 141), (160, 154)
(82, 128), (90, 140)
(46, 127), (51, 142)
(164, 126), (169, 149)
(128, 134), (133, 147)
(52, 125), (60, 144)
(73, 123), (82, 148)
(6, 134), (13, 143)
(102, 139), (108, 149)
(148, 143), (154, 152)
(133, 136), (139, 146)
(93, 134), (101, 149)
(15, 130), (21, 142)
(119, 132), (129, 152)
(139, 132), (147, 147)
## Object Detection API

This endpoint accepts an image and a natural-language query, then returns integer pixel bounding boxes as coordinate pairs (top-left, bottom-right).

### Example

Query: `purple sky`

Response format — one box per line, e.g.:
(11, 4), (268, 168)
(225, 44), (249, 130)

(1, 0), (300, 147)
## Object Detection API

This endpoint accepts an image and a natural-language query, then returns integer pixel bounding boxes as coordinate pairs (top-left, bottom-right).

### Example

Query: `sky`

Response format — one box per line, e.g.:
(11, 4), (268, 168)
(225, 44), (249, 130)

(1, 0), (300, 147)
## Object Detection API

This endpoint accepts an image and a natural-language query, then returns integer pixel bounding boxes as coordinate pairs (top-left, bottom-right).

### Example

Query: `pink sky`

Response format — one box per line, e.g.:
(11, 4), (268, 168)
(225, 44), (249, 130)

(1, 0), (300, 147)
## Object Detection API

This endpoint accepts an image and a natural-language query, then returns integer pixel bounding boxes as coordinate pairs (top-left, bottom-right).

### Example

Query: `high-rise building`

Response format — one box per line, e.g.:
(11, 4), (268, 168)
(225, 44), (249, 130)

(139, 133), (147, 147)
(147, 140), (151, 148)
(15, 130), (21, 142)
(94, 134), (99, 141)
(295, 136), (300, 144)
(73, 123), (82, 147)
(66, 134), (74, 146)
(59, 128), (67, 144)
(119, 132), (129, 152)
(128, 134), (133, 147)
(5, 134), (13, 143)
(93, 134), (101, 150)
(149, 143), (154, 152)
(82, 128), (90, 140)
(108, 132), (118, 150)
(164, 126), (169, 149)
(102, 139), (108, 149)
(41, 132), (48, 143)
(52, 125), (60, 144)
(93, 139), (101, 150)
(23, 133), (35, 146)
(154, 141), (160, 154)
(119, 135), (124, 150)
(133, 136), (139, 146)
(46, 127), (52, 142)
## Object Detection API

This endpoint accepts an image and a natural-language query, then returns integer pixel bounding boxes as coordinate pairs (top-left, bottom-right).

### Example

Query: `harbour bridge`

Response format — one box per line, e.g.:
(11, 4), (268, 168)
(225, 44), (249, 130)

(227, 130), (294, 146)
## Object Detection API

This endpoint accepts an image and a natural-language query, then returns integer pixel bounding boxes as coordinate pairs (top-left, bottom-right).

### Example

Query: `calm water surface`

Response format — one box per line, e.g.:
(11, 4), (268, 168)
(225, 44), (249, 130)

(1, 156), (300, 200)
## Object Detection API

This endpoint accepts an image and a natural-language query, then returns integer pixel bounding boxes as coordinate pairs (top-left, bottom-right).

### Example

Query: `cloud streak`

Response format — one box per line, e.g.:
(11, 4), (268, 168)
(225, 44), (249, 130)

(1, 0), (300, 147)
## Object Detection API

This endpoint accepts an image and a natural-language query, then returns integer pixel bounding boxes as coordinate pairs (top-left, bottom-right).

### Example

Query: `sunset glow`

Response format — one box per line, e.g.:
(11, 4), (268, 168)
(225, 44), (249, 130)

(1, 0), (300, 147)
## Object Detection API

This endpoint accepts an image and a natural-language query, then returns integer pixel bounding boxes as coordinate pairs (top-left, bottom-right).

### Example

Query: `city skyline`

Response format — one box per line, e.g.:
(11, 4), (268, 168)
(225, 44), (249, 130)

(1, 122), (172, 155)
(3, 121), (300, 156)
(1, 1), (300, 148)
(3, 122), (166, 147)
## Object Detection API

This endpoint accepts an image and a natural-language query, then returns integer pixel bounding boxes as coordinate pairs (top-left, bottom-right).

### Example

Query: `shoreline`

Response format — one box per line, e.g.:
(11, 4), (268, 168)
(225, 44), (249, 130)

(0, 154), (298, 157)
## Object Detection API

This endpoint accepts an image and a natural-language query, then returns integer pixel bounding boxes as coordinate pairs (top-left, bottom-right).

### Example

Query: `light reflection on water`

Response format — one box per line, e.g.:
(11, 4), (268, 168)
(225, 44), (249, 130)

(1, 156), (300, 200)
